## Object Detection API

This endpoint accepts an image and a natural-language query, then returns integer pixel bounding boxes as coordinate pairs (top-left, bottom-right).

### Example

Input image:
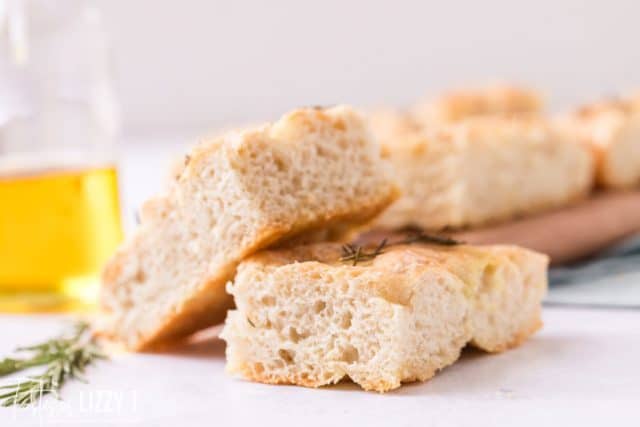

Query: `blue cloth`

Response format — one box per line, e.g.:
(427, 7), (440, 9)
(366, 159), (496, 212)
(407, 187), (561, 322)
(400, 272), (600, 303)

(546, 234), (640, 308)
(549, 234), (640, 286)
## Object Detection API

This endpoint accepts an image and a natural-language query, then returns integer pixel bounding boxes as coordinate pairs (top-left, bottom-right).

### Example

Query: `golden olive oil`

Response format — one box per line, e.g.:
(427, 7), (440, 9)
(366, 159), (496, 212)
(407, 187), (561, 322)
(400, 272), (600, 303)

(0, 166), (123, 312)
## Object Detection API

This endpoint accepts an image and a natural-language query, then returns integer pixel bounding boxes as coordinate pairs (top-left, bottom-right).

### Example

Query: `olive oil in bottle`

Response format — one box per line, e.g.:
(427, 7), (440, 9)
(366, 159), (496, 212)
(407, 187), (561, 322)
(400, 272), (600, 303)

(0, 0), (123, 311)
(0, 166), (123, 311)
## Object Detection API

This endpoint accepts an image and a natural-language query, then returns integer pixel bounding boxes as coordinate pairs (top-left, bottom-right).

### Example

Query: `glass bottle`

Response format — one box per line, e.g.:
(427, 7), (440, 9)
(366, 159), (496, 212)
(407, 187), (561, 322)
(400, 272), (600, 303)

(0, 0), (123, 311)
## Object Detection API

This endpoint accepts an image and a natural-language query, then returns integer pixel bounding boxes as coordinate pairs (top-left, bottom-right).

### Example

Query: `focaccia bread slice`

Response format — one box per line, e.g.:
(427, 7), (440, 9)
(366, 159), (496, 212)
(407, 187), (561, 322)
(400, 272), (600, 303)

(411, 84), (543, 126)
(560, 99), (640, 189)
(101, 106), (399, 350)
(220, 241), (548, 392)
(372, 114), (594, 230)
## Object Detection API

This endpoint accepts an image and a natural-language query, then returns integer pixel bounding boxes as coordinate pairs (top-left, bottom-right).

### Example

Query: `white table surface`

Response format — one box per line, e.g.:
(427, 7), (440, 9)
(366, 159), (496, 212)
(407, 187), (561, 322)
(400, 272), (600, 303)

(1, 307), (639, 426)
(2, 139), (639, 426)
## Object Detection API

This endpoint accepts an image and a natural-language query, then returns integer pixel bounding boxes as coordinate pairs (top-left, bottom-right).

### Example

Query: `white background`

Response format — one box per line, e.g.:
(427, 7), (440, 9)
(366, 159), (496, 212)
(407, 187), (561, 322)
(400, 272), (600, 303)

(97, 0), (640, 134)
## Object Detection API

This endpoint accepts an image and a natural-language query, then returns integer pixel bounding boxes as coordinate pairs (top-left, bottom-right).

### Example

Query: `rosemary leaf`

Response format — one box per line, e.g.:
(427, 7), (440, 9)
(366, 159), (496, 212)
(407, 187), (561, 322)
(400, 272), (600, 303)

(0, 321), (105, 407)
(340, 238), (388, 266)
(339, 230), (461, 265)
(401, 231), (462, 246)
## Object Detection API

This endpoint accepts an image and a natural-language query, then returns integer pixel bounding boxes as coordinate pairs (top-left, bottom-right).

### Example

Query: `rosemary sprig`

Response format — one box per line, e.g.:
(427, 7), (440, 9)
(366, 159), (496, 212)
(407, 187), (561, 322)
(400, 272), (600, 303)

(339, 231), (462, 265)
(401, 231), (461, 246)
(340, 238), (388, 266)
(0, 321), (105, 407)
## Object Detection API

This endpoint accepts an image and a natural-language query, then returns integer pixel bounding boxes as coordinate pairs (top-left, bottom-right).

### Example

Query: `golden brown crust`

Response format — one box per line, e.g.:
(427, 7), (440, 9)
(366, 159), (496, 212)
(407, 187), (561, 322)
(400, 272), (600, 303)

(412, 84), (543, 126)
(246, 238), (542, 271)
(561, 98), (640, 190)
(573, 98), (634, 119)
(243, 240), (547, 310)
(228, 363), (403, 393)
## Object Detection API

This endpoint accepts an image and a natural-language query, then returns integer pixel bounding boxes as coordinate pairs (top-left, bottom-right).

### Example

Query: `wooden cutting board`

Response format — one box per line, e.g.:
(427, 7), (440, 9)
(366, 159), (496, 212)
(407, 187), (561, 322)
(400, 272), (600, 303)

(360, 190), (640, 265)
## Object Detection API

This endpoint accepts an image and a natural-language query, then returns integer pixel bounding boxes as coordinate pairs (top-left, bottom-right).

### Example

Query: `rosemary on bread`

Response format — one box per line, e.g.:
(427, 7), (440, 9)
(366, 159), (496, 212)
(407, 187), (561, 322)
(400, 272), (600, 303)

(340, 239), (388, 266)
(341, 232), (462, 266)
